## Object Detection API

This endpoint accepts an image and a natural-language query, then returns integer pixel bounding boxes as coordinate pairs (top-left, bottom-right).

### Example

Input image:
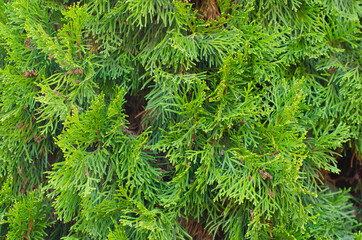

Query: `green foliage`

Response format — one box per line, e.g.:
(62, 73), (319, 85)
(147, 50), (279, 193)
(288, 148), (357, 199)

(305, 187), (361, 239)
(3, 188), (52, 240)
(106, 186), (189, 240)
(0, 0), (360, 239)
(0, 178), (15, 237)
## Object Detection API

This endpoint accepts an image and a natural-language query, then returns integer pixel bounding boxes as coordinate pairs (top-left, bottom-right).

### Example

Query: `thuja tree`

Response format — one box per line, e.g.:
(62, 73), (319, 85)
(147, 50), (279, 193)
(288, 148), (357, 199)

(0, 0), (361, 239)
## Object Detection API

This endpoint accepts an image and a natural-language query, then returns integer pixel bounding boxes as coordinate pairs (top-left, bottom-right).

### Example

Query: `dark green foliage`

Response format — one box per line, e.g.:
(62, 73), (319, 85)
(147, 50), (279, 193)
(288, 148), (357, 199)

(305, 187), (358, 239)
(0, 0), (361, 239)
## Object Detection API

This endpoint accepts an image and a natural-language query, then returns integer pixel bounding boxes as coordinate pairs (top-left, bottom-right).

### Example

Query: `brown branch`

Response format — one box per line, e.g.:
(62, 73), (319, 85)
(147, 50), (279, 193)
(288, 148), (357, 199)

(21, 235), (29, 240)
(27, 219), (33, 236)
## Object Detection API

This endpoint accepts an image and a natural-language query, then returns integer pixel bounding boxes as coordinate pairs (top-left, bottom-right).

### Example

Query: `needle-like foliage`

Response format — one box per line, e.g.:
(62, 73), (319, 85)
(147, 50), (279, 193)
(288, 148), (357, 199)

(0, 0), (361, 239)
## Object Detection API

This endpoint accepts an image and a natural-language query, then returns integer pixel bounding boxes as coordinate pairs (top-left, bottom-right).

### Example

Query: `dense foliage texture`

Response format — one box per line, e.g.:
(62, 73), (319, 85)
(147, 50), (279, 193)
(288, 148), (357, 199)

(0, 0), (361, 239)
